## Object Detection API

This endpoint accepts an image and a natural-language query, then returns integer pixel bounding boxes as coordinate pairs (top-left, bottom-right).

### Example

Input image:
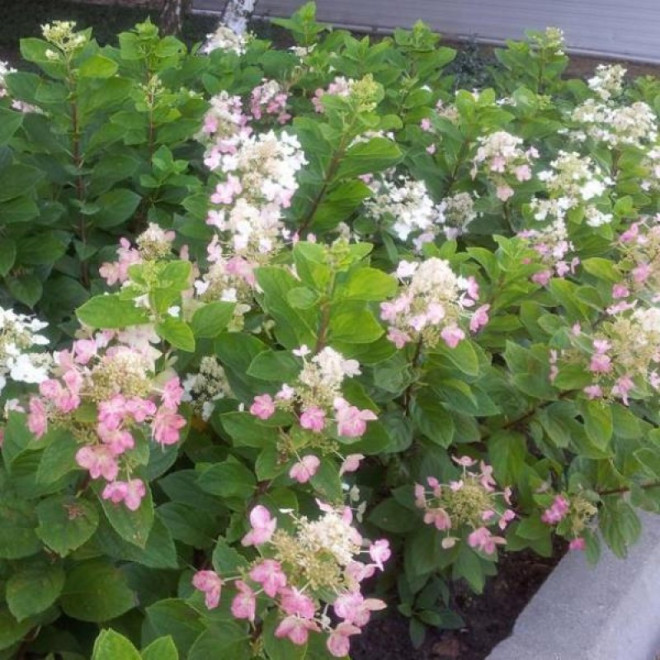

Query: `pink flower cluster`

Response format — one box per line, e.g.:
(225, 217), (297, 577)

(250, 79), (291, 124)
(248, 347), (375, 482)
(415, 457), (514, 555)
(471, 131), (538, 202)
(312, 76), (355, 113)
(192, 502), (390, 657)
(519, 219), (580, 286)
(381, 258), (489, 350)
(26, 330), (186, 511)
(540, 494), (590, 551)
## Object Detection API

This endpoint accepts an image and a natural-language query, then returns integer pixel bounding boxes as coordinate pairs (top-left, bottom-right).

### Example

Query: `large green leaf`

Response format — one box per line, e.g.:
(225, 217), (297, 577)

(35, 495), (99, 557)
(60, 559), (136, 622)
(99, 483), (154, 549)
(6, 562), (65, 622)
(77, 294), (150, 329)
(92, 629), (141, 660)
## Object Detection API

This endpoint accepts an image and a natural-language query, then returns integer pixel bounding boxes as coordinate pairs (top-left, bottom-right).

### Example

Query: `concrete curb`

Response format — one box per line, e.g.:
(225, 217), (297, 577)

(488, 511), (660, 660)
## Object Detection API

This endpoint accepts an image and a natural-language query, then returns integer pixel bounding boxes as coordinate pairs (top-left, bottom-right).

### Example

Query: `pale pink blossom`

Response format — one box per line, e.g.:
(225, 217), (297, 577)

(152, 406), (186, 446)
(249, 559), (287, 597)
(541, 495), (570, 524)
(241, 505), (277, 546)
(102, 479), (146, 511)
(162, 377), (184, 408)
(467, 526), (506, 554)
(250, 394), (275, 420)
(275, 616), (318, 645)
(279, 587), (316, 618)
(327, 622), (361, 658)
(440, 325), (465, 348)
(231, 580), (256, 621)
(289, 455), (321, 483)
(76, 445), (119, 481)
(192, 570), (223, 609)
(299, 406), (326, 432)
(368, 539), (391, 570)
(334, 400), (377, 438)
(27, 397), (47, 438)
(339, 454), (365, 476)
(469, 304), (490, 333)
(569, 537), (586, 551)
(496, 185), (514, 201)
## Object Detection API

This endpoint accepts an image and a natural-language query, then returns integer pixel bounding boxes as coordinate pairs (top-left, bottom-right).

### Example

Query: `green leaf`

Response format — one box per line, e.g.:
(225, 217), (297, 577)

(156, 318), (195, 352)
(143, 599), (203, 656)
(7, 272), (42, 307)
(6, 562), (65, 622)
(92, 189), (142, 228)
(411, 392), (454, 448)
(212, 537), (249, 574)
(0, 238), (16, 277)
(188, 626), (251, 660)
(217, 412), (279, 448)
(141, 636), (179, 660)
(36, 428), (79, 484)
(79, 54), (119, 78)
(36, 495), (99, 557)
(197, 459), (256, 499)
(0, 607), (32, 651)
(77, 294), (150, 329)
(17, 233), (67, 265)
(488, 431), (526, 485)
(287, 286), (320, 309)
(0, 108), (23, 145)
(452, 544), (487, 593)
(61, 559), (136, 622)
(599, 499), (641, 558)
(328, 301), (383, 344)
(338, 267), (397, 301)
(336, 137), (402, 179)
(580, 399), (613, 449)
(0, 163), (43, 201)
(369, 498), (418, 533)
(247, 350), (301, 382)
(0, 498), (40, 559)
(431, 340), (480, 378)
(191, 301), (235, 338)
(99, 483), (154, 548)
(310, 458), (343, 501)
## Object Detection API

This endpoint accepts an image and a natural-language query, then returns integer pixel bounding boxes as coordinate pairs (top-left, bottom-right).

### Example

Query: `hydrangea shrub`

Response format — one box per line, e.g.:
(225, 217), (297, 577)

(1, 4), (660, 657)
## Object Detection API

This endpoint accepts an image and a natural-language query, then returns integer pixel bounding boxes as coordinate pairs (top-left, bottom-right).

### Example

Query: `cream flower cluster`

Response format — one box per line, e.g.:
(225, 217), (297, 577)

(363, 173), (445, 243)
(199, 24), (250, 55)
(192, 501), (390, 658)
(205, 129), (307, 259)
(415, 457), (514, 554)
(0, 307), (50, 395)
(518, 218), (580, 286)
(439, 192), (478, 239)
(182, 356), (233, 421)
(472, 131), (538, 202)
(587, 64), (626, 102)
(530, 151), (612, 226)
(380, 258), (488, 349)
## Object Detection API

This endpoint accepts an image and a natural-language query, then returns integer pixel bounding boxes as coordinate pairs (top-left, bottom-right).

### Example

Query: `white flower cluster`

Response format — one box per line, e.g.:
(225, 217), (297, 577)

(440, 192), (478, 239)
(530, 27), (565, 55)
(571, 98), (657, 149)
(0, 61), (15, 98)
(587, 64), (626, 102)
(531, 151), (612, 226)
(200, 24), (250, 55)
(472, 131), (538, 201)
(205, 130), (307, 259)
(0, 307), (50, 395)
(182, 356), (232, 421)
(41, 21), (88, 54)
(381, 258), (482, 349)
(198, 92), (251, 168)
(297, 508), (362, 566)
(363, 173), (444, 244)
(640, 147), (660, 192)
(297, 347), (361, 407)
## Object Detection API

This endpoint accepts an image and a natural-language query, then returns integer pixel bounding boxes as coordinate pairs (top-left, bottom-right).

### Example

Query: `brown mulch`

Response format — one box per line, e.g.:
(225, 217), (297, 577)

(351, 544), (566, 660)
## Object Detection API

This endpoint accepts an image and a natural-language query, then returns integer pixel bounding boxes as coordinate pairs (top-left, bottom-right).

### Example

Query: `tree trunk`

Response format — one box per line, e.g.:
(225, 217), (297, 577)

(222, 0), (256, 35)
(159, 0), (192, 36)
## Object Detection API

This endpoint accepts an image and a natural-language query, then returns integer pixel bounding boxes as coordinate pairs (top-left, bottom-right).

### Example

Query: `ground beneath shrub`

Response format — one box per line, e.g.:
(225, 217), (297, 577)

(351, 543), (566, 660)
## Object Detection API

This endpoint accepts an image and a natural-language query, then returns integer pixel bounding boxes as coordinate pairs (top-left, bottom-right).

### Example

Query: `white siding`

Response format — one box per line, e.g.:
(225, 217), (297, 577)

(194, 0), (660, 63)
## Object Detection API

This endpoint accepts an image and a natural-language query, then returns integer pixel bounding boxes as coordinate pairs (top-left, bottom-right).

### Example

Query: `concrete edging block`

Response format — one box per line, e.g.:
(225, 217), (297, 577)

(488, 511), (660, 660)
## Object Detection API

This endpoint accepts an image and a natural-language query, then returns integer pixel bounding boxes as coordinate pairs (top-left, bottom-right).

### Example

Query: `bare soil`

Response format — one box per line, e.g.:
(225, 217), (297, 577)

(351, 544), (566, 660)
